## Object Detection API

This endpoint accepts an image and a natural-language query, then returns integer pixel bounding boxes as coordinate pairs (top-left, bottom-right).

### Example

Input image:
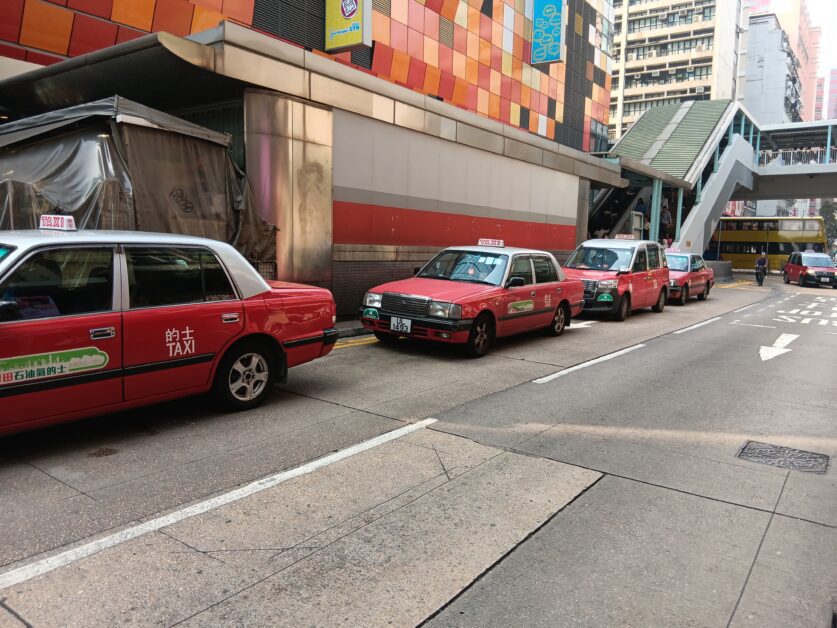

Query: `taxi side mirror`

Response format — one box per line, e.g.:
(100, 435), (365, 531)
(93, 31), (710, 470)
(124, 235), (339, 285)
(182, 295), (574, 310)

(0, 299), (20, 322)
(506, 276), (526, 288)
(413, 266), (420, 275)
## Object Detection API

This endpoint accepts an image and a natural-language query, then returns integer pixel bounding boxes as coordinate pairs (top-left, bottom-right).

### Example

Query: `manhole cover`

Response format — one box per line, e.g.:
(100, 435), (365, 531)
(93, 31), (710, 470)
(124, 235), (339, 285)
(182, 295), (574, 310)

(737, 441), (829, 474)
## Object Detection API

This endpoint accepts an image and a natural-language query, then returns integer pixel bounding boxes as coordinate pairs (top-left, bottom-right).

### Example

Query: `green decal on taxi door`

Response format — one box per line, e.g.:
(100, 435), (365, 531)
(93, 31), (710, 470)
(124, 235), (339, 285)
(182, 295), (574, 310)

(0, 347), (110, 386)
(508, 300), (534, 314)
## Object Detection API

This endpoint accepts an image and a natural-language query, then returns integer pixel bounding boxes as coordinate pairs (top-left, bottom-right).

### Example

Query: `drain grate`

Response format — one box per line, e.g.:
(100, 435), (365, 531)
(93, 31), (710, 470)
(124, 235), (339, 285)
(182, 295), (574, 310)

(737, 441), (829, 474)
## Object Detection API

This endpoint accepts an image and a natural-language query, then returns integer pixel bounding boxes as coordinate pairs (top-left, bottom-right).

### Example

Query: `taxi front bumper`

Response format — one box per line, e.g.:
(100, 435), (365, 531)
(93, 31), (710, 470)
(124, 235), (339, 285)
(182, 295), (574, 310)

(799, 274), (836, 286)
(358, 308), (473, 342)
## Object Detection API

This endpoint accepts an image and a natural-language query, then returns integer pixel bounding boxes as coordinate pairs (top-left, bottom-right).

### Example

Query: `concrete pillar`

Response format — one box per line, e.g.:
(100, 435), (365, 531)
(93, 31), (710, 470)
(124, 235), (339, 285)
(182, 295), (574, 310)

(696, 177), (702, 203)
(650, 178), (662, 242)
(755, 131), (761, 165)
(827, 125), (833, 165)
(675, 187), (684, 241)
(749, 123), (753, 145)
(740, 115), (745, 135)
(714, 144), (720, 172)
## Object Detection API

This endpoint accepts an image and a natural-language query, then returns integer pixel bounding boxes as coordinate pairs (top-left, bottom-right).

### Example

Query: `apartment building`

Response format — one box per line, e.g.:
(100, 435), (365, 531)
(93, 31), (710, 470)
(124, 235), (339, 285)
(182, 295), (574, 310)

(814, 77), (823, 121)
(830, 69), (837, 120)
(608, 0), (744, 141)
(743, 13), (801, 124)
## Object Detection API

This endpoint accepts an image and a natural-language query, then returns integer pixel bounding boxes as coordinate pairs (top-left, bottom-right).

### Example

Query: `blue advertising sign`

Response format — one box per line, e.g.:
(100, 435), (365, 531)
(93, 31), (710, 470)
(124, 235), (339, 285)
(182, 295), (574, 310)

(531, 0), (566, 65)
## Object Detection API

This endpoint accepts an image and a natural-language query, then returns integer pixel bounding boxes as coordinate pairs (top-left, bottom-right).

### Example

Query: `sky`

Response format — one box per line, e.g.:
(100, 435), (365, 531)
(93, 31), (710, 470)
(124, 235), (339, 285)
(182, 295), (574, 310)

(806, 0), (836, 80)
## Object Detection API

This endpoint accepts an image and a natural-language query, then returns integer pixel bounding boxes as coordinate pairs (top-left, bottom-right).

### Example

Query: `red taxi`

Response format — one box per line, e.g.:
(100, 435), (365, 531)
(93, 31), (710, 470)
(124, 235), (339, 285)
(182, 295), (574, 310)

(782, 251), (836, 288)
(359, 241), (584, 357)
(665, 252), (714, 305)
(0, 219), (338, 435)
(563, 238), (670, 321)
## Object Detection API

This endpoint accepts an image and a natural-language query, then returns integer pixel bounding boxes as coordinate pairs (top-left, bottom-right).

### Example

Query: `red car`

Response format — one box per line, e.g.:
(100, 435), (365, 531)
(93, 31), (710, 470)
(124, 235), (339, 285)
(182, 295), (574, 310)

(563, 238), (670, 321)
(359, 242), (583, 357)
(0, 224), (338, 435)
(782, 251), (836, 287)
(665, 252), (714, 305)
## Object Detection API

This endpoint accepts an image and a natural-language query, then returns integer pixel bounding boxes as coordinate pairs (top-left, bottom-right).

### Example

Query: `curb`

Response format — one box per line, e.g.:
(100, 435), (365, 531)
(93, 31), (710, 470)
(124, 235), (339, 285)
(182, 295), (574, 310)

(336, 325), (374, 339)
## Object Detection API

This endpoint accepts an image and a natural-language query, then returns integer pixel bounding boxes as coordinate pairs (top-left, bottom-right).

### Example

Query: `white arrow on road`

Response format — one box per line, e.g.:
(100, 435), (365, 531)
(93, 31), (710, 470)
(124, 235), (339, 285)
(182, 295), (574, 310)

(759, 333), (799, 361)
(571, 320), (598, 329)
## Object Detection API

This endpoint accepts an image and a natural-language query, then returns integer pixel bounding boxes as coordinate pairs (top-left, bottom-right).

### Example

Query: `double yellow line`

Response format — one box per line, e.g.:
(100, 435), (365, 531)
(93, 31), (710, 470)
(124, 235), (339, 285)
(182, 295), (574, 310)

(334, 335), (379, 349)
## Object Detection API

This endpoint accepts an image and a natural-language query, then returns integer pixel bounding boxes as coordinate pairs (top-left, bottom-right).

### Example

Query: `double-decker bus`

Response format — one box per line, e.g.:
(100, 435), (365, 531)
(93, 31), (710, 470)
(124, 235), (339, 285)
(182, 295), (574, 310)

(704, 217), (828, 272)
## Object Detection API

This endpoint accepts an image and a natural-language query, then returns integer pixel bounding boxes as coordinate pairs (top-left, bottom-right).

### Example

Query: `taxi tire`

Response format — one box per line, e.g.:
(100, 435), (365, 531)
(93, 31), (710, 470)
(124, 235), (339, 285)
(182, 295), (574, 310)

(652, 289), (667, 313)
(545, 304), (569, 336)
(677, 286), (688, 306)
(465, 313), (494, 358)
(698, 284), (709, 301)
(614, 294), (630, 322)
(214, 341), (276, 412)
(783, 272), (789, 284)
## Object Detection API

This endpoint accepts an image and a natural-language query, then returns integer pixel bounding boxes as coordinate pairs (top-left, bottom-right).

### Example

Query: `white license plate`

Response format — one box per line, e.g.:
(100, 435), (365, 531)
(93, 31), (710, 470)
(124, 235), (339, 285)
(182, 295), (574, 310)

(390, 317), (412, 333)
(821, 277), (829, 283)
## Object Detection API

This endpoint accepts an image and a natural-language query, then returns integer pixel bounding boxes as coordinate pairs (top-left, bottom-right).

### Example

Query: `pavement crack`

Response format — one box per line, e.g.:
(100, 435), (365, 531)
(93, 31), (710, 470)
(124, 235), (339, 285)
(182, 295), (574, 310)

(417, 473), (607, 626)
(19, 460), (95, 501)
(158, 530), (226, 564)
(432, 445), (453, 481)
(0, 598), (33, 628)
(170, 452), (505, 627)
(725, 471), (790, 628)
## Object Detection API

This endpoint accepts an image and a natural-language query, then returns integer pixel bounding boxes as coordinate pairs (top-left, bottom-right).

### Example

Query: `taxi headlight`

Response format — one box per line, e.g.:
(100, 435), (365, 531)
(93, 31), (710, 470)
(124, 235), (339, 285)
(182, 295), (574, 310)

(429, 301), (462, 319)
(363, 292), (382, 308)
(597, 279), (618, 290)
(669, 279), (679, 287)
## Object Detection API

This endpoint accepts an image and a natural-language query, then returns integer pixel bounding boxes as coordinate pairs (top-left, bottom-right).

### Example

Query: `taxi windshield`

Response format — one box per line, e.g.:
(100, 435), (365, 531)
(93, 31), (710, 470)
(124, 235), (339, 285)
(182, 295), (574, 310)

(418, 250), (509, 285)
(566, 246), (634, 271)
(666, 254), (689, 271)
(801, 254), (834, 267)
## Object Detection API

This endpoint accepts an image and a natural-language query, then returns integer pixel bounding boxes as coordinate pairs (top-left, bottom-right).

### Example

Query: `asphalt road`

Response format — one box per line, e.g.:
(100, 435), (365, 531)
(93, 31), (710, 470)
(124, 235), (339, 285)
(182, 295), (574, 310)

(0, 278), (834, 627)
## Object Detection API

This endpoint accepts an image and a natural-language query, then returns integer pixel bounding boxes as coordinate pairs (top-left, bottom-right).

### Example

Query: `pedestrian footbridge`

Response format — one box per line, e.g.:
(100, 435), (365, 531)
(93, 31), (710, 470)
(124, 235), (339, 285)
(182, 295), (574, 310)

(604, 100), (837, 254)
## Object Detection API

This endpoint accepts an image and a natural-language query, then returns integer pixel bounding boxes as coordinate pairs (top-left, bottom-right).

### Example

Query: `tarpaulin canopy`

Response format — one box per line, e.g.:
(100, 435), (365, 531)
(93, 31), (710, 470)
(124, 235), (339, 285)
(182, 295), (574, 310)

(0, 96), (275, 262)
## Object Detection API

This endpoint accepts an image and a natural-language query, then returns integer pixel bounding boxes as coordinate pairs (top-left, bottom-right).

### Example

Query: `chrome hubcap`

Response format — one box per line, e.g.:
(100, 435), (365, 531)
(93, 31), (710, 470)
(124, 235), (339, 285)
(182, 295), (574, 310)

(554, 309), (565, 331)
(229, 353), (269, 402)
(474, 321), (489, 351)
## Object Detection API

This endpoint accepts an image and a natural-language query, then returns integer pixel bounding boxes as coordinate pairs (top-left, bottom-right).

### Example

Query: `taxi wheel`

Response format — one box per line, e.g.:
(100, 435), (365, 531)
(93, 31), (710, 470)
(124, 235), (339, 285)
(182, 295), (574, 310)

(783, 272), (789, 284)
(545, 304), (569, 336)
(698, 284), (709, 301)
(215, 341), (276, 411)
(465, 314), (494, 358)
(614, 294), (630, 322)
(677, 286), (689, 306)
(652, 289), (666, 313)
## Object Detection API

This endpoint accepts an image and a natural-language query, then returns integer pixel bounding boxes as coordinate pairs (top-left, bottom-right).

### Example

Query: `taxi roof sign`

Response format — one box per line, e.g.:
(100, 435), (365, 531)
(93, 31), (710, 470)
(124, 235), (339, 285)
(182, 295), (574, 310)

(613, 234), (635, 240)
(39, 215), (77, 231)
(478, 238), (504, 247)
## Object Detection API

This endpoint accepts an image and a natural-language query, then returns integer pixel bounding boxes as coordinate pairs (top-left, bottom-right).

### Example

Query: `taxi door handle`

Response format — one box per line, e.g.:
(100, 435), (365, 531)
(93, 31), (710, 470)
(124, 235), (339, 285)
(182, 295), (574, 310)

(530, 291), (536, 297)
(221, 313), (240, 324)
(89, 327), (116, 340)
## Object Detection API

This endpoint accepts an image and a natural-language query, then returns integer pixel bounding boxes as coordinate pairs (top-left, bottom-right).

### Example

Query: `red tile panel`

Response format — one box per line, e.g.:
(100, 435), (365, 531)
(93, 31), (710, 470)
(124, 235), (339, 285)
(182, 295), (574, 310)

(115, 24), (144, 41)
(423, 7), (438, 38)
(477, 62), (489, 90)
(407, 0), (423, 30)
(423, 63), (440, 93)
(67, 0), (112, 18)
(437, 43), (452, 73)
(0, 0), (25, 42)
(406, 57), (426, 89)
(0, 42), (27, 59)
(407, 26), (422, 58)
(26, 49), (63, 63)
(390, 49), (410, 82)
(68, 12), (117, 55)
(152, 0), (194, 34)
(110, 0), (155, 30)
(371, 41), (393, 75)
(437, 70), (454, 99)
(390, 19), (407, 52)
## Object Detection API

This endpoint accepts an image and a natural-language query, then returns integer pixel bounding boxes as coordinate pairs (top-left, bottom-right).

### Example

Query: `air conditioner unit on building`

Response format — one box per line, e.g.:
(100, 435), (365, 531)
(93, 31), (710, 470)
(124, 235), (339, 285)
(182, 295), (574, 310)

(695, 86), (705, 93)
(648, 50), (656, 58)
(695, 44), (705, 52)
(651, 70), (660, 76)
(679, 10), (688, 16)
(627, 54), (635, 61)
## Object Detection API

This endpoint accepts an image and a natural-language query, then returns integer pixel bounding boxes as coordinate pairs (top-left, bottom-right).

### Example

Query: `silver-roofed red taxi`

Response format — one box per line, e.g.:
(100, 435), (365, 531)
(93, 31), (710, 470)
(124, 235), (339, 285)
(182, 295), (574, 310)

(359, 240), (584, 357)
(0, 216), (338, 435)
(562, 237), (670, 320)
(665, 251), (714, 305)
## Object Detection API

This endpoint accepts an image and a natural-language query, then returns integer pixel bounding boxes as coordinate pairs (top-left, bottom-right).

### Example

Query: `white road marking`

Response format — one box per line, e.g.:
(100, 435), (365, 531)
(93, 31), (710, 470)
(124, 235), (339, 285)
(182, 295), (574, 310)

(759, 333), (799, 361)
(673, 317), (721, 335)
(0, 418), (438, 591)
(734, 304), (757, 313)
(731, 320), (776, 329)
(570, 320), (598, 329)
(742, 314), (751, 318)
(533, 344), (646, 384)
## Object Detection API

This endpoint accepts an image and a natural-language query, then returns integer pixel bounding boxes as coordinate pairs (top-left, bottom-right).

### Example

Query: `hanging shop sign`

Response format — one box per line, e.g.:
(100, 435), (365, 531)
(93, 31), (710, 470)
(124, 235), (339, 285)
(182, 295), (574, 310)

(531, 0), (567, 65)
(325, 0), (372, 51)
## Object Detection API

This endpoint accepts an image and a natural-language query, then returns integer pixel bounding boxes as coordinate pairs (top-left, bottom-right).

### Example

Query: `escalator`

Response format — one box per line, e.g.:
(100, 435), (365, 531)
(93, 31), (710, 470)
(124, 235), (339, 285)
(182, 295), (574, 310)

(587, 185), (648, 238)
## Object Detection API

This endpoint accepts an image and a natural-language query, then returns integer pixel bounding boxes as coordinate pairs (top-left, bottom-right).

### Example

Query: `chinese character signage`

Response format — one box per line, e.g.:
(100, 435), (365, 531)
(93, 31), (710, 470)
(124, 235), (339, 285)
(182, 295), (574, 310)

(531, 0), (567, 65)
(325, 0), (371, 51)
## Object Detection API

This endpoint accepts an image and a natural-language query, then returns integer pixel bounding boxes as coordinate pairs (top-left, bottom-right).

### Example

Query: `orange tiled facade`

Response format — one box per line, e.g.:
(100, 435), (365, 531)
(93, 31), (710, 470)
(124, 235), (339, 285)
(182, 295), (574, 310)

(0, 0), (612, 151)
